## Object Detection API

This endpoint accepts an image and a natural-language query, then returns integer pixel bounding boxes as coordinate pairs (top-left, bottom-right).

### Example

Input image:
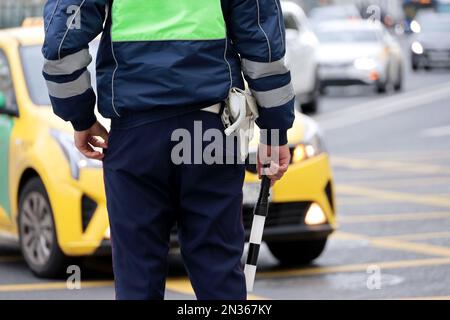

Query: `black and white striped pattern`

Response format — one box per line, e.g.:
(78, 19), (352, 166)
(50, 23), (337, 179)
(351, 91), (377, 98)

(244, 175), (271, 292)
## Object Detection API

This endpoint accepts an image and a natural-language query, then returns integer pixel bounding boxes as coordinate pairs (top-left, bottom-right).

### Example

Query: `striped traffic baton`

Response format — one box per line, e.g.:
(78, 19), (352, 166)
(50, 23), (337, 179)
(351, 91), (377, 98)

(244, 173), (271, 292)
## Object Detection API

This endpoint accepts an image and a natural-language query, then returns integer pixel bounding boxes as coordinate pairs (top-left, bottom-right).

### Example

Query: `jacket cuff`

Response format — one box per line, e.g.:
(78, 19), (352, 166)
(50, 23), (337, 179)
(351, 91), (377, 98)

(260, 129), (288, 146)
(71, 113), (97, 132)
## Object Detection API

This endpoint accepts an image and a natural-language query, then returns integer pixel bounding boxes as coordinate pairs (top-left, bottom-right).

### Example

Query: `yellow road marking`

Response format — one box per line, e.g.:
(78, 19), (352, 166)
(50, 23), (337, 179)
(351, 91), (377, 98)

(166, 278), (267, 300)
(0, 280), (113, 292)
(358, 176), (450, 188)
(338, 184), (450, 209)
(339, 211), (450, 223)
(332, 156), (450, 175)
(258, 257), (450, 278)
(376, 231), (450, 241)
(371, 238), (450, 257)
(0, 277), (266, 299)
(337, 197), (391, 206)
(334, 150), (450, 160)
(332, 231), (450, 258)
(331, 231), (367, 241)
(335, 169), (417, 179)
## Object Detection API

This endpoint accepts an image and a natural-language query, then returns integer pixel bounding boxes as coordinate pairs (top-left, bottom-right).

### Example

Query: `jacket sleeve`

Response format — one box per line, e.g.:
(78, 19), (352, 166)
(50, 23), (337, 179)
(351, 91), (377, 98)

(42, 0), (107, 131)
(226, 0), (295, 146)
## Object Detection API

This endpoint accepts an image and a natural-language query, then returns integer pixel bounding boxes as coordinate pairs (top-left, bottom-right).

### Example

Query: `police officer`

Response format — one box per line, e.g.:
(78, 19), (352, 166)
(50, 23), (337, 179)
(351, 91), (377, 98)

(43, 0), (294, 300)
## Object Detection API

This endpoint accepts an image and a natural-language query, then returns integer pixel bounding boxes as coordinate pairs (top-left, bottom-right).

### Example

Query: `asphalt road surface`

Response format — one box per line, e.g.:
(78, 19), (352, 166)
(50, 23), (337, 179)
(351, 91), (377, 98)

(1, 36), (450, 300)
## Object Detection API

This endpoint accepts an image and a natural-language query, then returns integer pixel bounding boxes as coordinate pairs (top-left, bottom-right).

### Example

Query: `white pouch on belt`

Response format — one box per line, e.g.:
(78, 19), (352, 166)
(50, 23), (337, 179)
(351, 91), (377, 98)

(222, 88), (259, 162)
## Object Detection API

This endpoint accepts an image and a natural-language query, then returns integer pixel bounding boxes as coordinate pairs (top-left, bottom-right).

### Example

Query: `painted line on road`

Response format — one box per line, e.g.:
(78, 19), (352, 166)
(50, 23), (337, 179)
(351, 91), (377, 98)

(332, 149), (450, 161)
(331, 231), (368, 241)
(258, 257), (450, 278)
(332, 231), (450, 258)
(0, 280), (113, 292)
(334, 169), (420, 180)
(315, 81), (450, 123)
(378, 231), (450, 241)
(166, 278), (267, 300)
(358, 176), (450, 188)
(339, 211), (450, 224)
(316, 80), (450, 131)
(0, 278), (267, 300)
(338, 184), (450, 209)
(332, 156), (450, 175)
(337, 196), (393, 206)
(370, 238), (450, 258)
(421, 125), (450, 138)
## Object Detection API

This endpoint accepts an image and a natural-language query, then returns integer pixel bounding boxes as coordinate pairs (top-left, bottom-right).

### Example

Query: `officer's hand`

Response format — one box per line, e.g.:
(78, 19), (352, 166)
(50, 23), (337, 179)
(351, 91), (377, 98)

(257, 144), (291, 186)
(74, 121), (109, 160)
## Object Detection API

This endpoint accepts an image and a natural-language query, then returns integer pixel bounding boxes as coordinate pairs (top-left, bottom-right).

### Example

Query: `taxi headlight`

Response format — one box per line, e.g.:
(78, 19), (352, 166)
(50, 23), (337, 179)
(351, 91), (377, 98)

(292, 131), (326, 164)
(50, 129), (102, 180)
(305, 203), (327, 225)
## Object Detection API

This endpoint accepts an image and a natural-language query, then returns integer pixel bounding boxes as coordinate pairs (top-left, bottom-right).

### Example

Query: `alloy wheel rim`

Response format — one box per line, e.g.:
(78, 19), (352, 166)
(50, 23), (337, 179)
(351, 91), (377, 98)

(20, 192), (54, 267)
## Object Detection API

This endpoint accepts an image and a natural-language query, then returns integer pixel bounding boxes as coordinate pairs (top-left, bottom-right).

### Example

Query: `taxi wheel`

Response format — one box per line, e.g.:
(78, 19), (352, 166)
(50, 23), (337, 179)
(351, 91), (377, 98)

(18, 177), (68, 278)
(267, 239), (328, 266)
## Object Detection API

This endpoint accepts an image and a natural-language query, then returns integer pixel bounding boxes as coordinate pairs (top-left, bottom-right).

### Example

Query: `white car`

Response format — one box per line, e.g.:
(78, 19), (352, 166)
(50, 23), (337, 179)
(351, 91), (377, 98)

(315, 20), (403, 94)
(308, 4), (362, 25)
(282, 1), (320, 113)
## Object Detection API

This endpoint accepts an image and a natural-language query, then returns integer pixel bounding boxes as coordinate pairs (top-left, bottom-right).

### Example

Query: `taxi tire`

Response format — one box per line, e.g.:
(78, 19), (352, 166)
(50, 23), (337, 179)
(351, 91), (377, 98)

(18, 177), (69, 278)
(267, 238), (328, 266)
(301, 98), (318, 114)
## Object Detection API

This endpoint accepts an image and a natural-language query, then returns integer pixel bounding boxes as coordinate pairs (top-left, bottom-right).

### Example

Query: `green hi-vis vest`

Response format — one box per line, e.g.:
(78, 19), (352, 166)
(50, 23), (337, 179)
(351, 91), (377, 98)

(111, 0), (227, 41)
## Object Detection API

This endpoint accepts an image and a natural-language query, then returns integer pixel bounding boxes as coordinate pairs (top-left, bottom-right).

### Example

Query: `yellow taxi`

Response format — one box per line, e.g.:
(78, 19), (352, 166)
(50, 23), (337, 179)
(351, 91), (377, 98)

(0, 24), (336, 277)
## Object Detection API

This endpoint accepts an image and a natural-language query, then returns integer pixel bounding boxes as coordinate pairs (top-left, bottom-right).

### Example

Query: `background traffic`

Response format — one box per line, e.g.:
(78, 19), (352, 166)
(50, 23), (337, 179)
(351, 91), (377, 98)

(0, 0), (449, 299)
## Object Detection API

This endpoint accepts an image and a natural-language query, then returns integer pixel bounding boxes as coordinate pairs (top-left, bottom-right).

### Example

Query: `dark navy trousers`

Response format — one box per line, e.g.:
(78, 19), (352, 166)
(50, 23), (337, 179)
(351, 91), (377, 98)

(103, 110), (247, 300)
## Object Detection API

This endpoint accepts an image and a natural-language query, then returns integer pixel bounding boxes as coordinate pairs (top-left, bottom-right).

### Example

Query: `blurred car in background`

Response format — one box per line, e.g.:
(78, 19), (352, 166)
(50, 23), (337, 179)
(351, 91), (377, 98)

(316, 20), (404, 94)
(436, 0), (450, 13)
(410, 13), (450, 70)
(0, 25), (336, 277)
(308, 4), (362, 26)
(282, 1), (320, 113)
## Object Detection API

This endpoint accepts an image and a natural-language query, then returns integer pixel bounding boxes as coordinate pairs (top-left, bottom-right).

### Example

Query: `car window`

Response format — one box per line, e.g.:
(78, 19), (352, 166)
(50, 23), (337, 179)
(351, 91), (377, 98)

(0, 50), (17, 114)
(316, 29), (380, 43)
(419, 18), (450, 33)
(309, 5), (361, 21)
(20, 42), (99, 106)
(284, 13), (300, 31)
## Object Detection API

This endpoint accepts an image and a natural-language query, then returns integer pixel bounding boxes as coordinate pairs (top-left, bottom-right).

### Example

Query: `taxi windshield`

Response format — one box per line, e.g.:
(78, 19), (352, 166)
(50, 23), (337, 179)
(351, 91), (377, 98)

(20, 42), (99, 106)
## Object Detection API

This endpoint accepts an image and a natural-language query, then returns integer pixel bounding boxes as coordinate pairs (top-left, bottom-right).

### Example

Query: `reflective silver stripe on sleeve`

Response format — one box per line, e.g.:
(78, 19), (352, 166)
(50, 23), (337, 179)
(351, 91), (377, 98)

(252, 83), (294, 108)
(241, 57), (288, 79)
(46, 70), (91, 99)
(43, 49), (92, 75)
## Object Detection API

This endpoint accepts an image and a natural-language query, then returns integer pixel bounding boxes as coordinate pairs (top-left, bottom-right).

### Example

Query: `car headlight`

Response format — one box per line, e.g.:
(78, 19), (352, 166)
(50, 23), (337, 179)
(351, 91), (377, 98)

(411, 41), (424, 55)
(292, 118), (326, 164)
(50, 129), (102, 180)
(410, 20), (421, 33)
(353, 57), (378, 70)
